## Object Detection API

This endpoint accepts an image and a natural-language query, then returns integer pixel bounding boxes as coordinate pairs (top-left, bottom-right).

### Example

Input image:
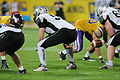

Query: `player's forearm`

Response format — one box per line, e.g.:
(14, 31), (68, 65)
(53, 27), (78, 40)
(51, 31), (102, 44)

(38, 28), (45, 42)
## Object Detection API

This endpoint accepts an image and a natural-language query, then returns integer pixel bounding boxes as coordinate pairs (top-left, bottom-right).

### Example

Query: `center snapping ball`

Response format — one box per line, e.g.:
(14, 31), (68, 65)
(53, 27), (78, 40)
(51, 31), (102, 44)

(91, 39), (104, 48)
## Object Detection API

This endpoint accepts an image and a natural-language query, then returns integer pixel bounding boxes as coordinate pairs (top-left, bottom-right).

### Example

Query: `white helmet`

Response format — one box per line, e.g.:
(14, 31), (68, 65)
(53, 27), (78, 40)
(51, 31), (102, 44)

(96, 4), (109, 17)
(34, 6), (48, 17)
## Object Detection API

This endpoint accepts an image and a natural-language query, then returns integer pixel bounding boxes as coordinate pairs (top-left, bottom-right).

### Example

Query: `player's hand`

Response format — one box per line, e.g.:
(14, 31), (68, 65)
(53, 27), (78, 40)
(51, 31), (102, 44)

(1, 60), (9, 69)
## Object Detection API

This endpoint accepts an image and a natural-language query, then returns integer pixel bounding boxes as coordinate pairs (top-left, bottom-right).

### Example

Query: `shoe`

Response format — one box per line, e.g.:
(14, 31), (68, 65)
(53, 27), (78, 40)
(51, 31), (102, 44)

(59, 51), (66, 61)
(114, 53), (120, 58)
(33, 64), (48, 71)
(17, 69), (27, 74)
(82, 57), (95, 61)
(99, 65), (112, 69)
(65, 61), (77, 69)
(99, 58), (105, 63)
(1, 60), (9, 69)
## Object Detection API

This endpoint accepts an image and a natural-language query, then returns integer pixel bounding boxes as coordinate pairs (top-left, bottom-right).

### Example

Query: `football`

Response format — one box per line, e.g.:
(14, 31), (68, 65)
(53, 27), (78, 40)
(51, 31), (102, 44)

(91, 39), (104, 48)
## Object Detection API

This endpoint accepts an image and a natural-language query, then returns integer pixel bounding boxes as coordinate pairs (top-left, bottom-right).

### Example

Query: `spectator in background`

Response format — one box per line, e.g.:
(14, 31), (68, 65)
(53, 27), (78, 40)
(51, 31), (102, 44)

(54, 0), (65, 20)
(11, 0), (20, 14)
(1, 0), (9, 16)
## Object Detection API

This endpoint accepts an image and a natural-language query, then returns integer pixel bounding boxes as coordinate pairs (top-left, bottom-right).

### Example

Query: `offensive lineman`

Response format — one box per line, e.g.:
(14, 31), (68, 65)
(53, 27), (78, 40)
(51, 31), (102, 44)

(59, 19), (105, 63)
(0, 13), (26, 73)
(97, 4), (120, 69)
(33, 6), (77, 71)
(0, 16), (11, 69)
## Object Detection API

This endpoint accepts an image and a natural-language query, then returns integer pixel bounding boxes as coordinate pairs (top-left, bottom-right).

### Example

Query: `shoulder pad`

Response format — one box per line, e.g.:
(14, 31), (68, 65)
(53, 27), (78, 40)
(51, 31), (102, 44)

(35, 16), (44, 24)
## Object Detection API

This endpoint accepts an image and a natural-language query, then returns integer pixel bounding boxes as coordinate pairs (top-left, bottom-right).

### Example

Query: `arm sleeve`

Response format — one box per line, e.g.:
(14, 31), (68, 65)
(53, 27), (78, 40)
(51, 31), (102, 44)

(34, 17), (47, 28)
(103, 27), (108, 43)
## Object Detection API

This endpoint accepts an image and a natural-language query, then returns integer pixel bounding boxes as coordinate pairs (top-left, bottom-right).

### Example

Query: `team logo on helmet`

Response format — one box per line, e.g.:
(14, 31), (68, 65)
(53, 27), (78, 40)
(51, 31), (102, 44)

(10, 13), (24, 29)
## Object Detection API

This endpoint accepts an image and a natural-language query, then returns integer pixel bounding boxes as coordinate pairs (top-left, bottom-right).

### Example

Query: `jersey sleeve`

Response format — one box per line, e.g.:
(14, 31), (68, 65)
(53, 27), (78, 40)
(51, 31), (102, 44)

(34, 16), (47, 28)
(98, 10), (109, 25)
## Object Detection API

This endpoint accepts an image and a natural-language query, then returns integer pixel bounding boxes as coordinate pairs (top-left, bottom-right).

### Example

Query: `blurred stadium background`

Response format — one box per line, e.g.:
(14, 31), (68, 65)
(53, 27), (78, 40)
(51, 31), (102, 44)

(0, 0), (95, 28)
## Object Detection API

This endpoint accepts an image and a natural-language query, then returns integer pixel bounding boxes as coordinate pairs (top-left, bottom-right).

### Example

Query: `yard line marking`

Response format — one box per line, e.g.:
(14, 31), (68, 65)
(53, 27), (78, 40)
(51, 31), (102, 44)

(20, 47), (63, 51)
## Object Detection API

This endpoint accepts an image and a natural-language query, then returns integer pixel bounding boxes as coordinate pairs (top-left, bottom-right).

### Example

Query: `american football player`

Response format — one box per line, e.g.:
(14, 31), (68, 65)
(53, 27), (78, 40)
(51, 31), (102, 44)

(0, 13), (26, 74)
(59, 19), (105, 63)
(0, 16), (11, 69)
(33, 6), (77, 71)
(97, 4), (120, 69)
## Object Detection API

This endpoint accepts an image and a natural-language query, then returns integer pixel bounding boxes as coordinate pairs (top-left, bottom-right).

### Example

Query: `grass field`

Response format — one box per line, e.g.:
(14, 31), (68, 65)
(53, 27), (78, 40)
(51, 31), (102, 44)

(0, 28), (120, 80)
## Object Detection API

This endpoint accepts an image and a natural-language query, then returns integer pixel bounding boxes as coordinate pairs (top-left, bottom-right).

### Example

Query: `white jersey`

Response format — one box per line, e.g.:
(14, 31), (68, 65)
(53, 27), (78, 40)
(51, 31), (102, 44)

(99, 7), (120, 30)
(34, 14), (75, 34)
(0, 24), (22, 33)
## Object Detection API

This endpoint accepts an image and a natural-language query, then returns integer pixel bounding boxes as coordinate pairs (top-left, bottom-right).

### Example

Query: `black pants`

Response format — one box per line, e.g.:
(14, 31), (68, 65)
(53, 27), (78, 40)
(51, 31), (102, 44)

(0, 31), (24, 55)
(39, 28), (77, 49)
(108, 31), (120, 47)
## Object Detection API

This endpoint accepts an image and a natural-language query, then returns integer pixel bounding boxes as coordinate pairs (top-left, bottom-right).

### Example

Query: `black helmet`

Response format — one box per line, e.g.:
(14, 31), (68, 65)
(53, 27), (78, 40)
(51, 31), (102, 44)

(10, 13), (24, 29)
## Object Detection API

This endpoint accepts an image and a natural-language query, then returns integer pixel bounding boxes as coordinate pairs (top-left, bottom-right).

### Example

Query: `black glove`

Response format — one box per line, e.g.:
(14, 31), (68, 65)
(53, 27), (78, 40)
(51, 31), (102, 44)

(1, 60), (9, 69)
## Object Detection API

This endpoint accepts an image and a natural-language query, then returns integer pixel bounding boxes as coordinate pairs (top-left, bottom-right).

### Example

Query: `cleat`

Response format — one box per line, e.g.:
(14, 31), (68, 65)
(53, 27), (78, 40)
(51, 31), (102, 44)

(99, 58), (105, 63)
(82, 57), (95, 61)
(59, 51), (66, 61)
(33, 64), (48, 71)
(17, 69), (27, 74)
(1, 60), (9, 69)
(99, 65), (112, 69)
(65, 61), (77, 69)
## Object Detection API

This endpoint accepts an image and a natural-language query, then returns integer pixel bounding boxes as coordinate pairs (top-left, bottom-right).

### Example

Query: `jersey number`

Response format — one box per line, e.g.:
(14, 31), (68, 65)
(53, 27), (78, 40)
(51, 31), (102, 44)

(50, 15), (61, 20)
(88, 19), (98, 24)
(112, 10), (120, 18)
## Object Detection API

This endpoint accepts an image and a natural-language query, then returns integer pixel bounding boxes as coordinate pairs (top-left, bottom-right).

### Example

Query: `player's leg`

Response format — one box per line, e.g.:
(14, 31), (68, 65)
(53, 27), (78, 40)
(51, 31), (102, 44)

(33, 39), (48, 71)
(83, 33), (95, 61)
(100, 32), (120, 69)
(5, 31), (26, 73)
(0, 32), (10, 69)
(34, 28), (77, 71)
(10, 52), (26, 74)
(84, 32), (104, 62)
(59, 29), (84, 60)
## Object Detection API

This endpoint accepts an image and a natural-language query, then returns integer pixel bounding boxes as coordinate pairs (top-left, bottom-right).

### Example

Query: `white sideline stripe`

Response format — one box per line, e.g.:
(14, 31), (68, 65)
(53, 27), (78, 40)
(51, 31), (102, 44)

(20, 47), (62, 51)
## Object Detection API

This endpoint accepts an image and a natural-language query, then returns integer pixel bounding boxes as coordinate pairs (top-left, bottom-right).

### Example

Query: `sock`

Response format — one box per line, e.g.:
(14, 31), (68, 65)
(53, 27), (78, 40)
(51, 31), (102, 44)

(84, 51), (92, 57)
(98, 56), (102, 59)
(66, 48), (74, 62)
(37, 47), (46, 66)
(62, 49), (67, 54)
(1, 56), (6, 60)
(105, 60), (113, 66)
(18, 66), (24, 70)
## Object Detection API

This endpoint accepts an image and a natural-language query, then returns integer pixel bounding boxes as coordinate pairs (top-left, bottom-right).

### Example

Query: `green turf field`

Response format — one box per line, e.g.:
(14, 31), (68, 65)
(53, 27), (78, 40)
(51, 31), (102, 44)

(0, 28), (120, 80)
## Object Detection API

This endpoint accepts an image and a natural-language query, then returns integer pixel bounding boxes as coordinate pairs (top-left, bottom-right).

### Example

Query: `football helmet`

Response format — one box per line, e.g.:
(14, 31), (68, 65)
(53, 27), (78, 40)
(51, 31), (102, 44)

(96, 4), (109, 17)
(34, 6), (48, 18)
(9, 13), (24, 29)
